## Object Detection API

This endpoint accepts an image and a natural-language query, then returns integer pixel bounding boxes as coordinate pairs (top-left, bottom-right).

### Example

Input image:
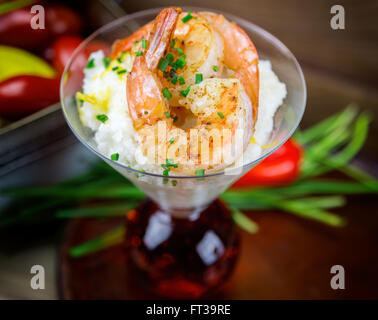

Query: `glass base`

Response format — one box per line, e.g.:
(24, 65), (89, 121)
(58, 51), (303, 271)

(125, 198), (240, 299)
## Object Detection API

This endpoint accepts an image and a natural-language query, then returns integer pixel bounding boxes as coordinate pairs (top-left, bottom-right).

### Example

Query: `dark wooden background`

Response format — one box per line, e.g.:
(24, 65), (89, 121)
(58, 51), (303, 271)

(119, 0), (378, 159)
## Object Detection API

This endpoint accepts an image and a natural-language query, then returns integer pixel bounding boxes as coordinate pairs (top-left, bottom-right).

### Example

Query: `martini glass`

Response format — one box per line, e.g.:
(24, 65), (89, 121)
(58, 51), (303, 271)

(61, 7), (306, 299)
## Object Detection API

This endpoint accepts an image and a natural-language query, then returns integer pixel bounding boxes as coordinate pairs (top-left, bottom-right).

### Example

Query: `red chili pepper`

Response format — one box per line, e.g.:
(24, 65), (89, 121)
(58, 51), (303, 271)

(232, 138), (303, 188)
(0, 75), (60, 118)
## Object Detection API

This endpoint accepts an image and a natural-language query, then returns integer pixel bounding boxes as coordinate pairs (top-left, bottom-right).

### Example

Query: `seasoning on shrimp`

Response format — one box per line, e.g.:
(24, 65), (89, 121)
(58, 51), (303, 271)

(99, 7), (260, 174)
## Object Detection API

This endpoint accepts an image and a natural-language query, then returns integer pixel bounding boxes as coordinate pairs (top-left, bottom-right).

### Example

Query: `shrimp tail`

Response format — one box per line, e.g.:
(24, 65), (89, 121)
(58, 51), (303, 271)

(127, 7), (181, 129)
(110, 22), (153, 59)
(110, 7), (181, 60)
(145, 7), (182, 70)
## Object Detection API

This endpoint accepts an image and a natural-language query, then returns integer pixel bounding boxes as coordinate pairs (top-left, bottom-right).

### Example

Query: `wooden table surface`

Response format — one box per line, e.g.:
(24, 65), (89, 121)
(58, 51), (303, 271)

(60, 192), (378, 300)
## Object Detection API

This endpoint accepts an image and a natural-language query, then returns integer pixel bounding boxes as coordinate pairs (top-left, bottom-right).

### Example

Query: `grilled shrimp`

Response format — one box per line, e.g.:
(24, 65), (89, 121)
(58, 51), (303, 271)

(112, 9), (259, 123)
(201, 12), (259, 122)
(125, 7), (255, 174)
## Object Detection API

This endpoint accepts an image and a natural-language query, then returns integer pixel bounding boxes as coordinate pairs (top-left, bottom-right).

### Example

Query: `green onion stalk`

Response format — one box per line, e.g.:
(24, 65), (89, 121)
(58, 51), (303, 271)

(1, 106), (377, 258)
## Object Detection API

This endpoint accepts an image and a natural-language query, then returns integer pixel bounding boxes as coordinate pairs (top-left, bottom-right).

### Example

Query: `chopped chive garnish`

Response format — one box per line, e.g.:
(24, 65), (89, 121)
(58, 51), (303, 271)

(166, 158), (178, 168)
(117, 69), (127, 74)
(161, 164), (170, 171)
(103, 57), (111, 68)
(178, 76), (185, 85)
(213, 65), (219, 72)
(173, 116), (178, 123)
(180, 85), (191, 97)
(217, 112), (225, 119)
(171, 77), (178, 84)
(171, 180), (178, 187)
(117, 57), (122, 63)
(196, 169), (205, 180)
(195, 73), (203, 84)
(169, 137), (175, 144)
(142, 37), (147, 49)
(96, 114), (108, 123)
(163, 169), (169, 176)
(111, 153), (119, 161)
(177, 48), (184, 56)
(162, 88), (172, 99)
(135, 51), (143, 56)
(174, 55), (186, 69)
(144, 111), (148, 114)
(166, 53), (174, 62)
(164, 111), (171, 118)
(112, 66), (119, 71)
(158, 58), (170, 72)
(86, 58), (95, 69)
(170, 39), (176, 48)
(182, 10), (192, 23)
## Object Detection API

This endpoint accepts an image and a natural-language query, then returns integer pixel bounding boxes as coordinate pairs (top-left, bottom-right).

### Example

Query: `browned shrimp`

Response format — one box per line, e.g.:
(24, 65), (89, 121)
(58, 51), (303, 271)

(126, 7), (181, 129)
(201, 12), (259, 122)
(125, 8), (254, 173)
(110, 21), (153, 59)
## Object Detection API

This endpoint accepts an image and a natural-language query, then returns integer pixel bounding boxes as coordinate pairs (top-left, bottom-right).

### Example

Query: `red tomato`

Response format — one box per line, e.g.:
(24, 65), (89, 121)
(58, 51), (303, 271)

(51, 35), (84, 73)
(0, 5), (82, 51)
(232, 138), (303, 188)
(51, 35), (110, 73)
(45, 5), (82, 38)
(0, 7), (50, 50)
(0, 75), (60, 117)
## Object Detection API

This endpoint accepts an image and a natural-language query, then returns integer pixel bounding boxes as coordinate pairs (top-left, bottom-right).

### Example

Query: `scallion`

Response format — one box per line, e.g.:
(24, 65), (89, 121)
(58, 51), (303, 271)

(111, 153), (119, 161)
(158, 58), (169, 72)
(86, 58), (95, 69)
(178, 76), (185, 85)
(177, 48), (184, 56)
(195, 73), (203, 84)
(96, 114), (108, 123)
(103, 57), (111, 68)
(180, 85), (191, 97)
(182, 10), (192, 23)
(196, 169), (205, 180)
(162, 88), (172, 99)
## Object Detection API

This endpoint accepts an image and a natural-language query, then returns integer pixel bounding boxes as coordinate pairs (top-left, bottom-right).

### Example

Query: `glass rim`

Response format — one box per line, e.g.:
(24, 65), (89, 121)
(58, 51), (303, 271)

(60, 6), (307, 180)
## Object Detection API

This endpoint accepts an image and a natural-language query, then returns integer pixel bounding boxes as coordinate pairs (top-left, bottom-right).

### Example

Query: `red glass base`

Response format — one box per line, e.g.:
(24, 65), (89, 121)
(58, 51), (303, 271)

(125, 199), (240, 299)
